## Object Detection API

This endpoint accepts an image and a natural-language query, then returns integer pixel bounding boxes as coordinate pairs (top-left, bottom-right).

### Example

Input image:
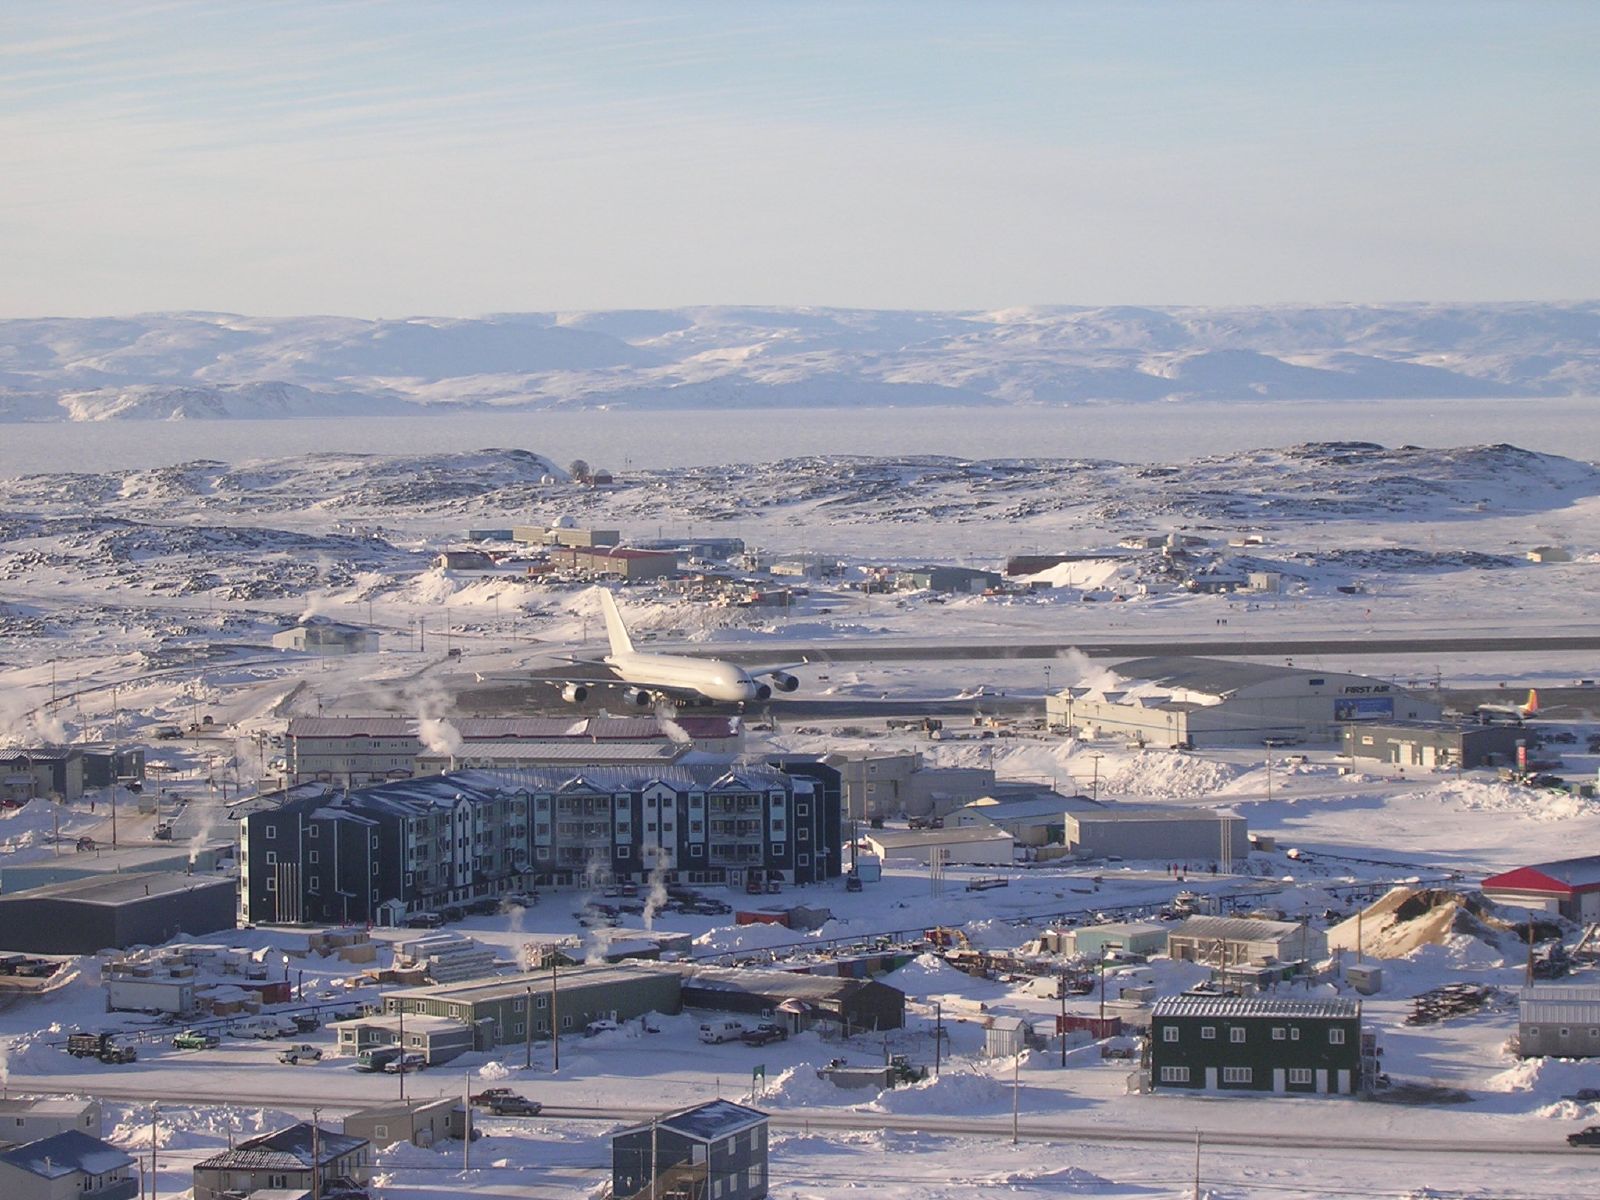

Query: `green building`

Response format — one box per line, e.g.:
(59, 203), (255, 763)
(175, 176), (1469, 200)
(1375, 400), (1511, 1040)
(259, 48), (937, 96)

(381, 963), (682, 1048)
(1149, 995), (1372, 1095)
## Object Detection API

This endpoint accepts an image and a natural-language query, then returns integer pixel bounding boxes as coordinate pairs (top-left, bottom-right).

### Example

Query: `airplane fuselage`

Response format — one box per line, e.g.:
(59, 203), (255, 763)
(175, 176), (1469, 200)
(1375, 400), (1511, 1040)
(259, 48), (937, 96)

(603, 651), (769, 703)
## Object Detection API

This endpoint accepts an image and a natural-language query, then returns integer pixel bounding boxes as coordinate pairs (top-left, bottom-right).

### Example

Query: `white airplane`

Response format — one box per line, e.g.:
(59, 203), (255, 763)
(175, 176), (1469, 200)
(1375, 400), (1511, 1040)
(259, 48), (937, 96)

(1474, 689), (1539, 723)
(553, 590), (805, 708)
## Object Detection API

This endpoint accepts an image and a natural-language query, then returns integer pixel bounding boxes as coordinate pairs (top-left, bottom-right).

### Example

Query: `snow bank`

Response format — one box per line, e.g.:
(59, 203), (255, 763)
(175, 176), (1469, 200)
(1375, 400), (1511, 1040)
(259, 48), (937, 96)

(1106, 751), (1245, 799)
(867, 1068), (1015, 1115)
(748, 1064), (855, 1108)
(1422, 778), (1600, 821)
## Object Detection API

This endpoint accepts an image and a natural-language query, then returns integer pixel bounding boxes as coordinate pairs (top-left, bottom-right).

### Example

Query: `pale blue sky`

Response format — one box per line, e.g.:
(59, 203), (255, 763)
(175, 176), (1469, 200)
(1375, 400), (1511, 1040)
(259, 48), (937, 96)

(2, 1), (1595, 317)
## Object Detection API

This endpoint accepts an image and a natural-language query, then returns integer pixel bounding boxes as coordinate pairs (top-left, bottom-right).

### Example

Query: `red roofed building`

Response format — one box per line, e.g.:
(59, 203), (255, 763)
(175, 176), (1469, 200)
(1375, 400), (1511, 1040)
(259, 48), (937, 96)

(1481, 856), (1600, 922)
(552, 545), (677, 580)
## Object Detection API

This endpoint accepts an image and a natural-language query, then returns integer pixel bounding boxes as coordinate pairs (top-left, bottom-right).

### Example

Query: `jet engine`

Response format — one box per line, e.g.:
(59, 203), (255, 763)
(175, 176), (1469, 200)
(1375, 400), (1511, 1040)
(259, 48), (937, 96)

(770, 672), (800, 693)
(753, 683), (773, 702)
(621, 687), (653, 708)
(560, 683), (589, 704)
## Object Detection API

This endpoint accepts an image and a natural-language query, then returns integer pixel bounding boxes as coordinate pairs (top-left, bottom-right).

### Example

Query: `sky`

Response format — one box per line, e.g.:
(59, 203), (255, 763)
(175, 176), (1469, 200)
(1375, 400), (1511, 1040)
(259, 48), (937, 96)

(2, 1), (1596, 318)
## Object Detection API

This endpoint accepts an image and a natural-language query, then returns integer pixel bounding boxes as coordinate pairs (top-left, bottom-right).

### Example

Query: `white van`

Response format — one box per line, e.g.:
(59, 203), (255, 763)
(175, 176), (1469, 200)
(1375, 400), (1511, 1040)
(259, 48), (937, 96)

(698, 1020), (745, 1044)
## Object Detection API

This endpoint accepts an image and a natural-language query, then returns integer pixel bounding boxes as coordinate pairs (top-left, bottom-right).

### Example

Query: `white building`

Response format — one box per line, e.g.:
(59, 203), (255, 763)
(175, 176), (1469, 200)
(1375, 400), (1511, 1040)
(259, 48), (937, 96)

(1065, 804), (1247, 865)
(1047, 656), (1442, 747)
(0, 1099), (101, 1148)
(271, 619), (379, 656)
(1167, 915), (1328, 967)
(862, 826), (1014, 866)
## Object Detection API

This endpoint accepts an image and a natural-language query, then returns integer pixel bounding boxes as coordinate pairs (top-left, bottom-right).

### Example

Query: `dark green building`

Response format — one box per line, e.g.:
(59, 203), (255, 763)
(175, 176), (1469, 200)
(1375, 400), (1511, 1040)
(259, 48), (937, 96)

(1149, 995), (1371, 1095)
(613, 1101), (768, 1200)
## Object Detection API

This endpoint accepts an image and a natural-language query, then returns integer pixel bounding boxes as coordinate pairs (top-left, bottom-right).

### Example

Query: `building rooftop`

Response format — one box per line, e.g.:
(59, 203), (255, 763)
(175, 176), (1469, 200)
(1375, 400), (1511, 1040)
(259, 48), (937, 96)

(387, 962), (676, 1006)
(959, 794), (1102, 822)
(865, 826), (1014, 850)
(338, 764), (796, 819)
(1108, 656), (1373, 700)
(1152, 996), (1359, 1020)
(678, 965), (895, 1004)
(418, 742), (690, 766)
(0, 870), (234, 907)
(1170, 915), (1312, 942)
(1071, 804), (1241, 823)
(1483, 856), (1600, 894)
(639, 1100), (767, 1143)
(0, 1130), (132, 1180)
(194, 1123), (366, 1173)
(330, 1013), (471, 1036)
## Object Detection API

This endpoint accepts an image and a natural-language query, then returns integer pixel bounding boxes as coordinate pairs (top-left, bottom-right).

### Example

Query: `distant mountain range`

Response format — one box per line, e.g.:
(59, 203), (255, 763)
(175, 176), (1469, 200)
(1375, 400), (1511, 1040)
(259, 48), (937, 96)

(1, 303), (1595, 420)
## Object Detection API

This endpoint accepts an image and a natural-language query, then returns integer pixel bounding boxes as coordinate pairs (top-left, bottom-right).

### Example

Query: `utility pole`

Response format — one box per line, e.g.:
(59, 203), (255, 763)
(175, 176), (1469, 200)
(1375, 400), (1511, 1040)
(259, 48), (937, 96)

(1060, 977), (1067, 1068)
(524, 983), (534, 1069)
(551, 959), (560, 1072)
(1098, 955), (1107, 1023)
(310, 1108), (321, 1200)
(1011, 1052), (1020, 1145)
(463, 1075), (471, 1174)
(149, 1105), (158, 1200)
(934, 1001), (942, 1077)
(398, 1007), (406, 1100)
(650, 1116), (659, 1200)
(1193, 1129), (1202, 1200)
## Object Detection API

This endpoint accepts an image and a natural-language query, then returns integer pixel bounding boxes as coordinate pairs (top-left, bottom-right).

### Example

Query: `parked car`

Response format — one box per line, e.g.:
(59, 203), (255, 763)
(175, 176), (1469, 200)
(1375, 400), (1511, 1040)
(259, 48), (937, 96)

(845, 873), (864, 893)
(291, 1013), (321, 1033)
(75, 836), (96, 852)
(354, 1046), (402, 1072)
(470, 1086), (516, 1107)
(66, 1032), (137, 1063)
(171, 1029), (220, 1050)
(740, 1023), (788, 1046)
(152, 822), (174, 841)
(1567, 1125), (1600, 1147)
(278, 1043), (323, 1064)
(384, 1051), (426, 1074)
(584, 1018), (621, 1038)
(152, 724), (183, 740)
(698, 1020), (745, 1044)
(405, 912), (444, 929)
(1564, 1089), (1600, 1103)
(487, 1095), (543, 1117)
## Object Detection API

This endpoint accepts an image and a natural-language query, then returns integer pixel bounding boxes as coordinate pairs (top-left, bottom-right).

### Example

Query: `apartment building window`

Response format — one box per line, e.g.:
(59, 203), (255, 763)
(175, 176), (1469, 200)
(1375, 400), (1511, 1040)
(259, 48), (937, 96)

(1289, 1068), (1313, 1085)
(1222, 1067), (1252, 1084)
(308, 851), (320, 865)
(1159, 1066), (1189, 1083)
(265, 852), (277, 866)
(1200, 1026), (1215, 1040)
(1328, 1028), (1345, 1045)
(308, 826), (319, 838)
(1272, 1027), (1286, 1041)
(1230, 1027), (1245, 1044)
(1163, 1026), (1179, 1043)
(264, 825), (277, 839)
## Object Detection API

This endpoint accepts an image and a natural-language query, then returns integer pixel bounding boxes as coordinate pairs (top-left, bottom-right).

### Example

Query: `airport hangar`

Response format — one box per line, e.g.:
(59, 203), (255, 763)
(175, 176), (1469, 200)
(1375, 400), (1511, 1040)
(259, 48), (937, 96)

(1046, 656), (1443, 748)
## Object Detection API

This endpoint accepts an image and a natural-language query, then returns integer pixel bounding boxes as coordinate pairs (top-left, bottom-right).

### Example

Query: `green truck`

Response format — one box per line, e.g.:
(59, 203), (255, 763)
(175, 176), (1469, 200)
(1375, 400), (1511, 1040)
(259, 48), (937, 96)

(171, 1029), (221, 1050)
(354, 1045), (403, 1072)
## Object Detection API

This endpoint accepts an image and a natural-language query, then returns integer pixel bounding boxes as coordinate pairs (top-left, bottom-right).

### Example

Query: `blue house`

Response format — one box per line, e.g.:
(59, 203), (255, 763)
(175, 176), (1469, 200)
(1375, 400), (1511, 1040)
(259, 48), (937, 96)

(0, 1129), (137, 1200)
(612, 1100), (768, 1200)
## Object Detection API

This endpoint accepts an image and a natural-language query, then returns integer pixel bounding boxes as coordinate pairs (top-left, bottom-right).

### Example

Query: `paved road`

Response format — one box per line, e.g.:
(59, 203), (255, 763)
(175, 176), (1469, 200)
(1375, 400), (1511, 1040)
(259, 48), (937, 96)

(38, 1081), (1590, 1159)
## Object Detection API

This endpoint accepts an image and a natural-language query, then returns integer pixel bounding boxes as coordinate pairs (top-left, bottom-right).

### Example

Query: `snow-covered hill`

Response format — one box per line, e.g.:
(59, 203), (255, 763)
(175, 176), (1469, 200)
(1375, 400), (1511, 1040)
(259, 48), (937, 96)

(1, 303), (1595, 420)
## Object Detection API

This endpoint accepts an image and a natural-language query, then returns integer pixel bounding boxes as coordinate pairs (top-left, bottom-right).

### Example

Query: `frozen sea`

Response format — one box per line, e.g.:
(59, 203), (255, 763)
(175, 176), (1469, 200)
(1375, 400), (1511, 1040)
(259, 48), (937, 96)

(0, 396), (1596, 475)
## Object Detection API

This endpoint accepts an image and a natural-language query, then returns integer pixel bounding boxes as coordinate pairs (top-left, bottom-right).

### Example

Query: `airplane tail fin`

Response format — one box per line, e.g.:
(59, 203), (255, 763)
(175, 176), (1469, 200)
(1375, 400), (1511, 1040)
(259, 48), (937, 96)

(1524, 689), (1539, 715)
(598, 588), (635, 657)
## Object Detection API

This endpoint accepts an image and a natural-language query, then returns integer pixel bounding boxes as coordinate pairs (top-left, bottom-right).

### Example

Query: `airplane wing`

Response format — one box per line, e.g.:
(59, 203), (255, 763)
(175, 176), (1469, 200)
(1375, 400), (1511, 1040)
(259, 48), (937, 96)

(749, 662), (808, 678)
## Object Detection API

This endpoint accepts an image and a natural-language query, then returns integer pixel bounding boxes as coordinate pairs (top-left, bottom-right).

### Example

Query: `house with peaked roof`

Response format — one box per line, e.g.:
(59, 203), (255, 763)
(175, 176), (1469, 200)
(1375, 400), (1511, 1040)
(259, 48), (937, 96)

(190, 1123), (369, 1200)
(612, 1100), (769, 1200)
(0, 1130), (136, 1200)
(1482, 856), (1600, 923)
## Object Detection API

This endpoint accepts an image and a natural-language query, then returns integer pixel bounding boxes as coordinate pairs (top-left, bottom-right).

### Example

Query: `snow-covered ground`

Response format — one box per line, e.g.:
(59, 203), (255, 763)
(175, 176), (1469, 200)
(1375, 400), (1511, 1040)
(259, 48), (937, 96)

(5, 434), (1600, 1197)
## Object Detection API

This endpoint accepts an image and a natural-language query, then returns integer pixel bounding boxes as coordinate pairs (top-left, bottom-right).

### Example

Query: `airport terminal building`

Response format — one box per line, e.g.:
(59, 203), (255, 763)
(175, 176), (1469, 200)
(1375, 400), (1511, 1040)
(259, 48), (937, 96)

(1047, 656), (1442, 748)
